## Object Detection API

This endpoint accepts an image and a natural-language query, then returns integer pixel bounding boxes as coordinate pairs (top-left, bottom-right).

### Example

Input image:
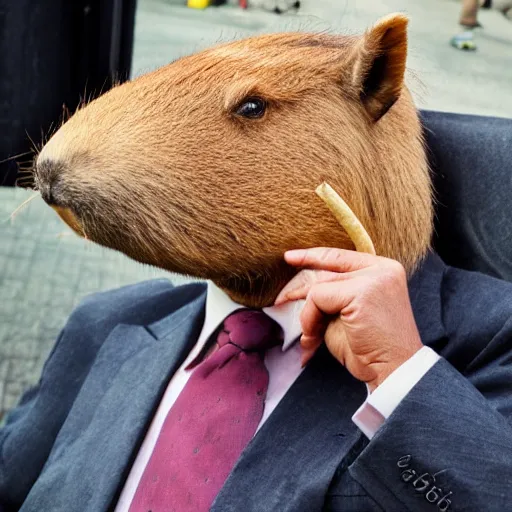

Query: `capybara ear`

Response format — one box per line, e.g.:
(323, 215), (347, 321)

(349, 13), (408, 122)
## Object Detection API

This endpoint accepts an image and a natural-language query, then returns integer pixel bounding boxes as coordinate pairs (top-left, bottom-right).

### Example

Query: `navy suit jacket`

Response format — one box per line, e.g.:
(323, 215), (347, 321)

(1, 253), (512, 511)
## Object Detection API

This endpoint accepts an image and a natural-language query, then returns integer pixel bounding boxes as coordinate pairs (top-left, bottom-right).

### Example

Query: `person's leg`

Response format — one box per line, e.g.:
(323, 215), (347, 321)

(451, 0), (480, 50)
(460, 0), (481, 27)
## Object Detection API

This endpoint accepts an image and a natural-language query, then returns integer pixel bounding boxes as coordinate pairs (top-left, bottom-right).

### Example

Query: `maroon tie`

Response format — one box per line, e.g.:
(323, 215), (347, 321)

(129, 309), (283, 512)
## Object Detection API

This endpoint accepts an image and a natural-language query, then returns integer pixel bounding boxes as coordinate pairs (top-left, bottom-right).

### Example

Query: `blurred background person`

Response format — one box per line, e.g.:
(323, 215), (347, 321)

(451, 0), (511, 50)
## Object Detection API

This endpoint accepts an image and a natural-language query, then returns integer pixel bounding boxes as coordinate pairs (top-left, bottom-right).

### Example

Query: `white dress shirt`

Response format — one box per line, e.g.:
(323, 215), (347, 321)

(115, 281), (440, 511)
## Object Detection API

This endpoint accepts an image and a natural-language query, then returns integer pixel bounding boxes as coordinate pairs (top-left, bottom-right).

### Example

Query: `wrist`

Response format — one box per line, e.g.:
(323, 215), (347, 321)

(367, 342), (423, 392)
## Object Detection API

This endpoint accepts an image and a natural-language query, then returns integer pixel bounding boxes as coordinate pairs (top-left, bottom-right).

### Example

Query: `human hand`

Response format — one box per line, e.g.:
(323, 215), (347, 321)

(275, 248), (423, 391)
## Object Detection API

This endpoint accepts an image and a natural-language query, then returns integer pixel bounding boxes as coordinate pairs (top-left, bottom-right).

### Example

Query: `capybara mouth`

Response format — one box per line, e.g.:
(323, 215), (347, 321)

(51, 206), (87, 238)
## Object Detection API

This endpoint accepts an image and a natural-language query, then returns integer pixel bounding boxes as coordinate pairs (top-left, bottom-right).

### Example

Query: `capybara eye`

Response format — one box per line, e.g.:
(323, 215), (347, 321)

(235, 97), (267, 119)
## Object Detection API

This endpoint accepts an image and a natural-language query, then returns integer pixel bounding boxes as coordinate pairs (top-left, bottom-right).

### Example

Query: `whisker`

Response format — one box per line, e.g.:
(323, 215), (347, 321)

(15, 181), (35, 189)
(25, 131), (45, 163)
(15, 162), (36, 187)
(25, 130), (39, 152)
(15, 178), (35, 185)
(46, 121), (55, 140)
(9, 192), (41, 222)
(81, 217), (90, 240)
(62, 103), (71, 123)
(56, 231), (75, 239)
(0, 150), (34, 165)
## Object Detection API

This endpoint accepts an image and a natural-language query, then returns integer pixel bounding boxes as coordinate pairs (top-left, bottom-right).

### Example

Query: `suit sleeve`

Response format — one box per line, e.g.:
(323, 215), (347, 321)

(352, 347), (440, 439)
(349, 318), (512, 511)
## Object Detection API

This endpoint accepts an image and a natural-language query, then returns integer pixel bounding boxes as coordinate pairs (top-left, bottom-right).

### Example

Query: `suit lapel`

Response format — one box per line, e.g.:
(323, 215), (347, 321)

(212, 345), (367, 512)
(24, 291), (206, 512)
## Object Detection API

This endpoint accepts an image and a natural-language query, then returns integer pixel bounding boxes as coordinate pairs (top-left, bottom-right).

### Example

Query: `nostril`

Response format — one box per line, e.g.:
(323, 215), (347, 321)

(38, 180), (54, 205)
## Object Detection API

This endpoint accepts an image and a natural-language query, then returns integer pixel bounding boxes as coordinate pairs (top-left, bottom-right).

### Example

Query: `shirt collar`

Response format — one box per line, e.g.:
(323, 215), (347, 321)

(201, 281), (304, 352)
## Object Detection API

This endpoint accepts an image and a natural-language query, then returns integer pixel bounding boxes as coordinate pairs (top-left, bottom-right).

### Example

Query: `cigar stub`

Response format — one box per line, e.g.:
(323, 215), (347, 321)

(315, 182), (376, 255)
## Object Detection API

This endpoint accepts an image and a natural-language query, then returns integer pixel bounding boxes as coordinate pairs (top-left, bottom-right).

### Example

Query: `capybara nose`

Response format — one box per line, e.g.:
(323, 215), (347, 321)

(35, 159), (65, 206)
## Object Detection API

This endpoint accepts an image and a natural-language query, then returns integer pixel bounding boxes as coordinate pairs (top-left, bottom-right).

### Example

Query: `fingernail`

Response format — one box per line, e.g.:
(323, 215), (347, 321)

(300, 335), (315, 349)
(285, 249), (306, 260)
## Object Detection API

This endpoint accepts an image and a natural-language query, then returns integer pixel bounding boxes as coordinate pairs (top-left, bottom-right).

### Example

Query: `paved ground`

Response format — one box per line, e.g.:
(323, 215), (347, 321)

(1, 0), (511, 419)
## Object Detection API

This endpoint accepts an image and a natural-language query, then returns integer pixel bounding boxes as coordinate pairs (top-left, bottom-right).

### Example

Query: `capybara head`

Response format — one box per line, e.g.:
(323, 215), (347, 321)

(35, 14), (432, 308)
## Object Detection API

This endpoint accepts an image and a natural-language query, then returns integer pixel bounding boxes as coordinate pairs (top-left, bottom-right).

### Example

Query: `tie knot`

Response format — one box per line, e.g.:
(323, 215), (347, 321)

(217, 309), (283, 352)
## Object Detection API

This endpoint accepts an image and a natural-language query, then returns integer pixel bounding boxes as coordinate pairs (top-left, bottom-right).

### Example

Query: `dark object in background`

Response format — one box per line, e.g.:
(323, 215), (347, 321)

(0, 0), (137, 187)
(274, 1), (300, 14)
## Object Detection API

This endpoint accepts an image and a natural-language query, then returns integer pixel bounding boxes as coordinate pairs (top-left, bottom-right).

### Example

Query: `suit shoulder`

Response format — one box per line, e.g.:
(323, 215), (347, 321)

(442, 266), (512, 363)
(444, 266), (512, 320)
(67, 279), (206, 334)
(72, 279), (173, 315)
(43, 279), (206, 388)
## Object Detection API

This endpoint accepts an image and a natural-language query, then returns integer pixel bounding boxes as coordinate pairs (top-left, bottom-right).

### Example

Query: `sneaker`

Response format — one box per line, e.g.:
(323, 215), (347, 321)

(450, 32), (477, 51)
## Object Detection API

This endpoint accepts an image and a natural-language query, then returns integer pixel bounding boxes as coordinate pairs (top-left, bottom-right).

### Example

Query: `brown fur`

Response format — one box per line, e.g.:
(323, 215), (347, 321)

(35, 14), (433, 308)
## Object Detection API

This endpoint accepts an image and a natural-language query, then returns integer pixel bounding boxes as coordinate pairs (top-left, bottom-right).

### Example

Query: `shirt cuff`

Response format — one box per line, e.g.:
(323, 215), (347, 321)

(352, 346), (440, 439)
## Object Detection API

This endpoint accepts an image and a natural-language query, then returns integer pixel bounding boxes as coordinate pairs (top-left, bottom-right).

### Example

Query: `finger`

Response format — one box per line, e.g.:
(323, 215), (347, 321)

(299, 292), (331, 341)
(274, 269), (342, 305)
(324, 317), (348, 366)
(285, 247), (379, 273)
(306, 279), (360, 319)
(300, 334), (322, 350)
(279, 266), (380, 305)
(299, 278), (363, 342)
(300, 336), (323, 368)
(301, 344), (320, 367)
